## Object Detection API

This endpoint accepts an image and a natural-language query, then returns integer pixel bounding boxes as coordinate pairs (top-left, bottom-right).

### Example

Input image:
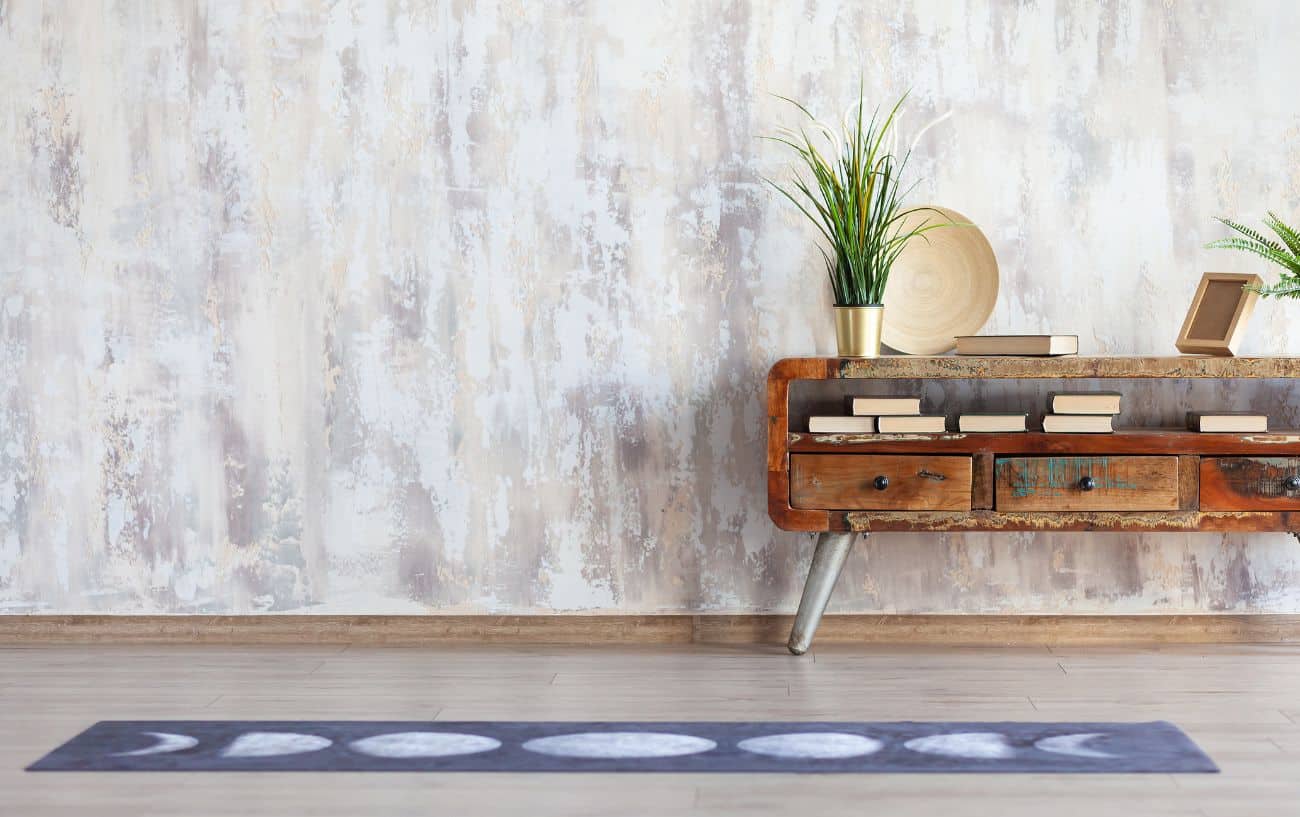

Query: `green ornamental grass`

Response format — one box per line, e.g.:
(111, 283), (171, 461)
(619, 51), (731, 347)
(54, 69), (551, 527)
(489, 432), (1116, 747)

(765, 90), (953, 307)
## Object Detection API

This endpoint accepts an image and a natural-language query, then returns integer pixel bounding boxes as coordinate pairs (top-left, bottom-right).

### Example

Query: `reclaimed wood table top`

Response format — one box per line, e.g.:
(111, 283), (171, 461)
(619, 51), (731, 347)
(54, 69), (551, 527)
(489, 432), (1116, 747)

(772, 355), (1300, 379)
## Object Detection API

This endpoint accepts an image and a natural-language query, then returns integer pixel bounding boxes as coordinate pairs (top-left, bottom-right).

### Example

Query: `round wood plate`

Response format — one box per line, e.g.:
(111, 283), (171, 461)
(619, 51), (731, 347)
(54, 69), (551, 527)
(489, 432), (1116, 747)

(881, 206), (999, 355)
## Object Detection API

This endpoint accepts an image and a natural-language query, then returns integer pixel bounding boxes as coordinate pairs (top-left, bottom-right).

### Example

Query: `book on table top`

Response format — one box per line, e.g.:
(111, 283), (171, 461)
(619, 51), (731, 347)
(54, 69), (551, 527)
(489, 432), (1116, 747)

(808, 416), (876, 434)
(954, 335), (1078, 356)
(1047, 391), (1122, 415)
(1185, 412), (1269, 433)
(958, 413), (1028, 433)
(877, 415), (947, 433)
(849, 396), (922, 416)
(1042, 414), (1113, 433)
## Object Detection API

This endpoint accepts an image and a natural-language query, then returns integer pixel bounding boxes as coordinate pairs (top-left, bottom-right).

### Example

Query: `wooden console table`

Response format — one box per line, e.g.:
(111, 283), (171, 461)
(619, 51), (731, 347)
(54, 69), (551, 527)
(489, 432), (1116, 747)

(768, 356), (1300, 654)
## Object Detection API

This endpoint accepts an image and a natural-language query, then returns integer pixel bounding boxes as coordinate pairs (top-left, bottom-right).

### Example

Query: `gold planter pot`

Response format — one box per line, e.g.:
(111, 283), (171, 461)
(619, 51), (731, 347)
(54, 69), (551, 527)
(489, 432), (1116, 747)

(833, 305), (884, 358)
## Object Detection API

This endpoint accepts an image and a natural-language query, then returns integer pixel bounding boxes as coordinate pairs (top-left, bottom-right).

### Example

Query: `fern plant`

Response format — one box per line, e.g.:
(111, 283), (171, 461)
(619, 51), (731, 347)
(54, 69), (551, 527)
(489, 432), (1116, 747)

(764, 91), (952, 306)
(1205, 212), (1300, 298)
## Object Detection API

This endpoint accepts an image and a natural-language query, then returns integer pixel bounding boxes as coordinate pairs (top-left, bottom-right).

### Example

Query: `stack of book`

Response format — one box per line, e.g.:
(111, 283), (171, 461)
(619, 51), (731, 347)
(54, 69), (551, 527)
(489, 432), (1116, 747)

(808, 395), (946, 434)
(1042, 391), (1120, 433)
(1186, 411), (1268, 432)
(955, 335), (1078, 356)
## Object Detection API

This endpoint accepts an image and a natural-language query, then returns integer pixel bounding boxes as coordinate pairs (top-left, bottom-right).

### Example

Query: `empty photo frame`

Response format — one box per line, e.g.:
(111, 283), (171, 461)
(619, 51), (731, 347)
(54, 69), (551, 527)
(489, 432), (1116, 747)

(1175, 272), (1263, 356)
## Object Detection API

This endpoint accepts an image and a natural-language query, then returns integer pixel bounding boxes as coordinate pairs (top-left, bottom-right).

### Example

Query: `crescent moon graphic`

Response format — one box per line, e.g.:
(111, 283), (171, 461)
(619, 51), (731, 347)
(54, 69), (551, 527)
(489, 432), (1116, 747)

(221, 732), (332, 758)
(904, 732), (1015, 760)
(1034, 733), (1117, 759)
(113, 732), (200, 757)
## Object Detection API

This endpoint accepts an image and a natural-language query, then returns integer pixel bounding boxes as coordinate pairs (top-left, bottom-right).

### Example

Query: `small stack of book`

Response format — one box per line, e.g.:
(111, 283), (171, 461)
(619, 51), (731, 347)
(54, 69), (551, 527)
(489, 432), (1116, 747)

(808, 395), (946, 434)
(1186, 411), (1268, 432)
(955, 335), (1078, 356)
(1042, 391), (1120, 433)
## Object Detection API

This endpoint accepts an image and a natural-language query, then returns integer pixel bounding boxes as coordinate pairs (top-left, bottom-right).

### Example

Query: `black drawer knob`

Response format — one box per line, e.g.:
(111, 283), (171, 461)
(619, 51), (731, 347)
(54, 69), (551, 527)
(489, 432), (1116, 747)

(873, 475), (890, 491)
(1078, 476), (1097, 491)
(1285, 476), (1300, 492)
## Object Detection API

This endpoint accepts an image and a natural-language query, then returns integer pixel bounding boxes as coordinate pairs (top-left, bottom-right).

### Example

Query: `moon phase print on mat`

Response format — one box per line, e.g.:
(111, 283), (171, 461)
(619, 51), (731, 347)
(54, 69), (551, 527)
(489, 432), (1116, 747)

(737, 732), (883, 760)
(112, 732), (199, 757)
(221, 732), (333, 758)
(27, 720), (1217, 773)
(349, 732), (501, 758)
(521, 732), (717, 759)
(904, 732), (1016, 760)
(1034, 733), (1118, 759)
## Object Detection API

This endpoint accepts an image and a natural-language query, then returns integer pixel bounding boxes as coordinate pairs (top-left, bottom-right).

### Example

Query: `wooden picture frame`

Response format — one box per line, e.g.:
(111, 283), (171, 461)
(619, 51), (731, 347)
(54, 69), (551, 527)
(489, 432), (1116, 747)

(1175, 272), (1262, 356)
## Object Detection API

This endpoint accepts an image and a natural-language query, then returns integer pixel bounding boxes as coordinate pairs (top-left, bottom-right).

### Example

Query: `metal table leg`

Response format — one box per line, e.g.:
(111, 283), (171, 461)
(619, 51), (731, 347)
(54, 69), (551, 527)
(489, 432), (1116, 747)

(787, 532), (858, 655)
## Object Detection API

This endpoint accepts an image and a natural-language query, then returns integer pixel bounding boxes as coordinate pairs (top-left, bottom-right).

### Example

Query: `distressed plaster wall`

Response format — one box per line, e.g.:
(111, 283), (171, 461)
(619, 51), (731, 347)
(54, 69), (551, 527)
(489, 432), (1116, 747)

(3, 0), (1300, 614)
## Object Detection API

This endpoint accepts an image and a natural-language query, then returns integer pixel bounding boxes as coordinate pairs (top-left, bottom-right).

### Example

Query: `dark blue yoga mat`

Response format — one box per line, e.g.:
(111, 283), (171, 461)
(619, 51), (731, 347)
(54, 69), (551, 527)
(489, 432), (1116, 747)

(28, 720), (1217, 773)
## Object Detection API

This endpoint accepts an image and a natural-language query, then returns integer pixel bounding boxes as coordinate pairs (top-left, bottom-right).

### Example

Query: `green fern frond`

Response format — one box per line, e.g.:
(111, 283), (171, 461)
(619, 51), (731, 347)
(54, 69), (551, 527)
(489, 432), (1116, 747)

(1206, 211), (1300, 299)
(1205, 237), (1300, 272)
(1248, 276), (1300, 299)
(1265, 211), (1300, 257)
(1215, 217), (1284, 254)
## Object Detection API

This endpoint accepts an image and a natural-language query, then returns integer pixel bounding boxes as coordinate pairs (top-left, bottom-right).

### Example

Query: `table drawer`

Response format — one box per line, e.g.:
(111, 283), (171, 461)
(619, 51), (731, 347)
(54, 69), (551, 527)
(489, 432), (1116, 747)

(1201, 457), (1300, 510)
(790, 454), (972, 511)
(994, 456), (1179, 511)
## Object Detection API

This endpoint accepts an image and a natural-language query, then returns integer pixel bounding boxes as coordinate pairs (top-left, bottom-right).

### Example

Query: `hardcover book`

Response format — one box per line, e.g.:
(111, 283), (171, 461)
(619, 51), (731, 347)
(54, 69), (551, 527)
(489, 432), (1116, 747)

(877, 415), (947, 433)
(954, 335), (1078, 356)
(1185, 412), (1268, 433)
(808, 416), (877, 434)
(1042, 414), (1113, 433)
(1048, 391), (1122, 415)
(849, 396), (922, 416)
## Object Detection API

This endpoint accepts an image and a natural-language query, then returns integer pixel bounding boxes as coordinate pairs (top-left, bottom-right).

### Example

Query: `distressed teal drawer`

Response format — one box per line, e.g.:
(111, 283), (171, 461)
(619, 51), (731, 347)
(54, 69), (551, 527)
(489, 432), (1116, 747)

(994, 456), (1180, 511)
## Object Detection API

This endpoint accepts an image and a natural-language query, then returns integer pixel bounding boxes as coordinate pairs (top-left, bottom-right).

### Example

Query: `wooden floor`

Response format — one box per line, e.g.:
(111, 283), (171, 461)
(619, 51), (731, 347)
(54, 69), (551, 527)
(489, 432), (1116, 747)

(3, 643), (1299, 816)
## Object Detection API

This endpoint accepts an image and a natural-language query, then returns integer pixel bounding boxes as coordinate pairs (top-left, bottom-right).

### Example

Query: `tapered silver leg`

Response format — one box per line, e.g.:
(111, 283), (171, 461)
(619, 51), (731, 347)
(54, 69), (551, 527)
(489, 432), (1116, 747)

(787, 532), (858, 655)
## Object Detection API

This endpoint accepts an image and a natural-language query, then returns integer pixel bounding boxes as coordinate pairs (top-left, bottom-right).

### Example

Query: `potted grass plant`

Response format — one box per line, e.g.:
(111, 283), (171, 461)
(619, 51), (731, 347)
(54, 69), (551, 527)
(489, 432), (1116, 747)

(766, 90), (950, 357)
(1206, 212), (1300, 298)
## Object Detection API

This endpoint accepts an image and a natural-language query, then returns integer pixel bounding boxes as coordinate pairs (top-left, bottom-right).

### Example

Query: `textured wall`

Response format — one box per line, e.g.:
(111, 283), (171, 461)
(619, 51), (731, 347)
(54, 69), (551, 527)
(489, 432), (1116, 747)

(3, 0), (1300, 614)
